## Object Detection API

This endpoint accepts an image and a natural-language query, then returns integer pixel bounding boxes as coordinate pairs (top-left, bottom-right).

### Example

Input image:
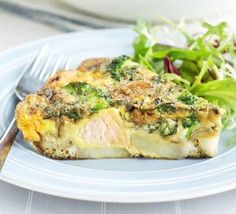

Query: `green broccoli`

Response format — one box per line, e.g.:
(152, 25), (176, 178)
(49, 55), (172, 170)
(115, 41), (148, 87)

(177, 90), (198, 105)
(182, 114), (198, 128)
(107, 55), (138, 81)
(159, 119), (177, 136)
(64, 82), (109, 113)
(182, 114), (199, 139)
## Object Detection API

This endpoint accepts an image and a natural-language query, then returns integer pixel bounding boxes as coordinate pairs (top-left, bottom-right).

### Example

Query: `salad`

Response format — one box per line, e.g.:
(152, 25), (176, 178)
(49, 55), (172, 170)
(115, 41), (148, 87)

(132, 19), (236, 133)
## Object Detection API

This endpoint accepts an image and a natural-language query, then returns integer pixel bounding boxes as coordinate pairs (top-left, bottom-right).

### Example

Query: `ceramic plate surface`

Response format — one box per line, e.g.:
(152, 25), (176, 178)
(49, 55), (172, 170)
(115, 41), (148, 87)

(0, 29), (235, 203)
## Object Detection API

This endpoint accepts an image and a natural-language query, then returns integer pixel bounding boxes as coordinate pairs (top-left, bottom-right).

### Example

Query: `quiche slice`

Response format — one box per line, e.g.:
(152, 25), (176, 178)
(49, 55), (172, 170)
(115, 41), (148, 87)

(15, 56), (223, 159)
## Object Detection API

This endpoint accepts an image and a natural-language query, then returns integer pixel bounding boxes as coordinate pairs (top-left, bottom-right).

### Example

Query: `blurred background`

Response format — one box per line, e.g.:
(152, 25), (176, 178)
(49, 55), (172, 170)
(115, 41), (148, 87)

(0, 0), (236, 51)
(0, 0), (236, 50)
(0, 0), (235, 28)
(1, 0), (236, 30)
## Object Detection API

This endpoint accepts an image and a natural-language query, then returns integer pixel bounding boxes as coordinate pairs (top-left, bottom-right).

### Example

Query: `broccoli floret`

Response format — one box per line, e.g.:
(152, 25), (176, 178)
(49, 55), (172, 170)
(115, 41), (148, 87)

(177, 90), (198, 105)
(182, 114), (199, 139)
(42, 83), (109, 121)
(64, 82), (98, 96)
(64, 82), (109, 113)
(106, 55), (132, 81)
(182, 114), (198, 128)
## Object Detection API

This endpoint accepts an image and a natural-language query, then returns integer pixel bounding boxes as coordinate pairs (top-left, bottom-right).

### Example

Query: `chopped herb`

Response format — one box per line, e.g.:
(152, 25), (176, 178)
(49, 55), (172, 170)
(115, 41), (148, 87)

(43, 104), (81, 121)
(159, 119), (177, 136)
(145, 122), (160, 133)
(156, 102), (176, 113)
(60, 107), (81, 120)
(119, 67), (137, 81)
(38, 88), (55, 100)
(182, 114), (198, 128)
(43, 105), (60, 118)
(177, 91), (198, 105)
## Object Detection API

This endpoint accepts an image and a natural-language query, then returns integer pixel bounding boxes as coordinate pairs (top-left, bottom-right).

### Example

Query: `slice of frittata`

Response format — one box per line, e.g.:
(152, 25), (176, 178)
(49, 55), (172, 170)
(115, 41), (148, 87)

(15, 56), (222, 159)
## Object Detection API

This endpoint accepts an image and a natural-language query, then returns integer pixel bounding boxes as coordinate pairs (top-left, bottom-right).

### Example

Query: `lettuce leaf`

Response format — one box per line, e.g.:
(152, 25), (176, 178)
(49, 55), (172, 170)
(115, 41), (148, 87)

(190, 79), (236, 126)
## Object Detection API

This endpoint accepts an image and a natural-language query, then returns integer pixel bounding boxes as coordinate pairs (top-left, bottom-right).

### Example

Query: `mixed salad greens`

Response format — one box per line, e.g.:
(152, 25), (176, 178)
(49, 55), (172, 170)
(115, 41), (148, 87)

(132, 19), (236, 131)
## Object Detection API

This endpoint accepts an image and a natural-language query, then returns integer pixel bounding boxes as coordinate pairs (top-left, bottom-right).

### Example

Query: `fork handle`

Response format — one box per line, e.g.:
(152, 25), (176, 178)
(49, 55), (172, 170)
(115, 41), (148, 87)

(0, 118), (18, 171)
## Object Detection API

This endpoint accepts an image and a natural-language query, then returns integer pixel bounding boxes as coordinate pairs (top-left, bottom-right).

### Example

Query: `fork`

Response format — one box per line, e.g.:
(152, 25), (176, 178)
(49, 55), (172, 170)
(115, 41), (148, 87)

(0, 46), (69, 170)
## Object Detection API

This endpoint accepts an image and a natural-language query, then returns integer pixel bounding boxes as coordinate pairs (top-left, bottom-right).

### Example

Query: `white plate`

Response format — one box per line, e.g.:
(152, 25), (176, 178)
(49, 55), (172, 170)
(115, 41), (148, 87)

(0, 29), (235, 203)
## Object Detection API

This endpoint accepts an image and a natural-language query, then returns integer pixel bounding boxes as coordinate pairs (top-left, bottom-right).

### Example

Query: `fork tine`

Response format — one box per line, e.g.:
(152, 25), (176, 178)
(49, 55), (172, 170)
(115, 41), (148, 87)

(40, 55), (61, 82)
(31, 48), (71, 84)
(29, 45), (48, 75)
(38, 54), (53, 81)
(50, 55), (62, 76)
(16, 45), (48, 86)
(56, 57), (70, 71)
(65, 59), (71, 70)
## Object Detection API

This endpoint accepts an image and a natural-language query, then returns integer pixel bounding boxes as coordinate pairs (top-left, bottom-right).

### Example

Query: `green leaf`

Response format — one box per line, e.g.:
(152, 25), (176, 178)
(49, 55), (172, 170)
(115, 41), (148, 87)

(190, 79), (236, 123)
(191, 61), (209, 88)
(179, 60), (200, 83)
(152, 43), (174, 52)
(152, 44), (209, 61)
(162, 73), (190, 87)
(202, 22), (227, 39)
(138, 54), (155, 71)
(196, 37), (208, 52)
(133, 21), (155, 61)
(156, 15), (195, 45)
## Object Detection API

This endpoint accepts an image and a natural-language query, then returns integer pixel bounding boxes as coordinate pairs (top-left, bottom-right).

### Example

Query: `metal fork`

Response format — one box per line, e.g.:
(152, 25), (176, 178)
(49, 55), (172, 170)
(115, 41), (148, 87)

(0, 46), (69, 170)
